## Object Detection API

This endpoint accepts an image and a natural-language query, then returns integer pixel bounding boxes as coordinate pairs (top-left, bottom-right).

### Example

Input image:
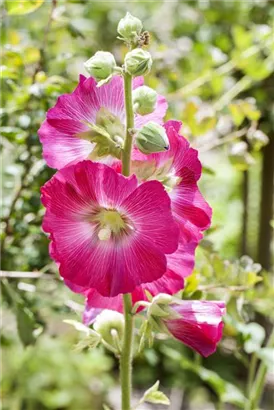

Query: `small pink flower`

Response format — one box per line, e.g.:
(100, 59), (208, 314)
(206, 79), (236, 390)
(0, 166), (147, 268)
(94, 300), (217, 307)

(41, 160), (179, 297)
(38, 75), (167, 170)
(131, 120), (212, 244)
(164, 301), (225, 357)
(65, 239), (198, 325)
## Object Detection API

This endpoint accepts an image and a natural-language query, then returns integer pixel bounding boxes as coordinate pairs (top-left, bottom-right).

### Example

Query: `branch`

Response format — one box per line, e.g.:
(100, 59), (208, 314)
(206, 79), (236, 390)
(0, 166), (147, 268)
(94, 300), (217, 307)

(195, 127), (248, 153)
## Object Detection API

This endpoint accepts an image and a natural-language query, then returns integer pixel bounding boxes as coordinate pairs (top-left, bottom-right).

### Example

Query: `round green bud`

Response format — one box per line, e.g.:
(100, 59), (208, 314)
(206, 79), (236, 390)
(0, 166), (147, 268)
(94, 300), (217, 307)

(84, 51), (116, 81)
(133, 86), (157, 115)
(93, 310), (124, 347)
(124, 49), (152, 77)
(117, 12), (142, 43)
(136, 122), (169, 154)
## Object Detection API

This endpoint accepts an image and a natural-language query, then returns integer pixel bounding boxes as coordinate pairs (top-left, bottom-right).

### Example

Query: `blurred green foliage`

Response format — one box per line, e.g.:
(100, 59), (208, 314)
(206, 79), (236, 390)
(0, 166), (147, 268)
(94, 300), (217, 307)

(1, 1), (274, 409)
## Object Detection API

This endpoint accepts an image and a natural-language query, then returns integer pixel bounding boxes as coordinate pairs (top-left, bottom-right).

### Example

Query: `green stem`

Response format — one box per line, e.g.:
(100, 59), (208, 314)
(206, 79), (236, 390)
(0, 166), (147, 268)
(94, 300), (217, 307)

(122, 72), (134, 177)
(120, 72), (135, 410)
(120, 294), (134, 410)
(248, 327), (274, 410)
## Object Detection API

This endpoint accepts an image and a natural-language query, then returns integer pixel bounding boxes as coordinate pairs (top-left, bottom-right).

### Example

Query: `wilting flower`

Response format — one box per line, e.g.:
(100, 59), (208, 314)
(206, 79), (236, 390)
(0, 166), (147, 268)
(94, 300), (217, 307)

(38, 75), (167, 169)
(41, 161), (179, 297)
(163, 300), (225, 357)
(130, 120), (212, 244)
(64, 239), (198, 324)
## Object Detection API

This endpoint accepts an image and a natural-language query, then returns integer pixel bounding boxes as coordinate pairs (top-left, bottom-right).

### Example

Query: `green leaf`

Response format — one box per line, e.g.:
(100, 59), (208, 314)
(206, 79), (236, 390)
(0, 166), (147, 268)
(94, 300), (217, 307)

(141, 381), (170, 406)
(16, 303), (36, 346)
(5, 0), (44, 15)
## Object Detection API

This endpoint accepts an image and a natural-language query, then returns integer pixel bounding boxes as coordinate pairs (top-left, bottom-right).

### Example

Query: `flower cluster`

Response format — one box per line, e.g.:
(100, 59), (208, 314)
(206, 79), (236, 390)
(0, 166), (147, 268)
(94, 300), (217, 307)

(39, 13), (225, 358)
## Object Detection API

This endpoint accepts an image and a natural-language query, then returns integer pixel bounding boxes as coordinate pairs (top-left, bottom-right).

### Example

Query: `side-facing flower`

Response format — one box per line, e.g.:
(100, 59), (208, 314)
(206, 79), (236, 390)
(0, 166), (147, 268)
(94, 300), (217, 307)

(162, 300), (225, 357)
(131, 120), (212, 243)
(41, 161), (179, 297)
(38, 76), (167, 169)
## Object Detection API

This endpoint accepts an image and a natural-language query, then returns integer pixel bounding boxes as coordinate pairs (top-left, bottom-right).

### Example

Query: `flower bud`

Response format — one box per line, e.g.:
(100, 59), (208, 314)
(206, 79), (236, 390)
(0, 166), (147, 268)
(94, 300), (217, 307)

(124, 49), (152, 77)
(84, 51), (116, 81)
(93, 310), (124, 347)
(117, 12), (142, 43)
(136, 122), (169, 154)
(133, 86), (157, 115)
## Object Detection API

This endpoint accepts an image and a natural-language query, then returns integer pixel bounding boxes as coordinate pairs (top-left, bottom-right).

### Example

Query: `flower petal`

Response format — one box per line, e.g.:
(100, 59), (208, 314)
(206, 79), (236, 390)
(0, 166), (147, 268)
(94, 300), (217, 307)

(41, 161), (179, 297)
(165, 301), (225, 357)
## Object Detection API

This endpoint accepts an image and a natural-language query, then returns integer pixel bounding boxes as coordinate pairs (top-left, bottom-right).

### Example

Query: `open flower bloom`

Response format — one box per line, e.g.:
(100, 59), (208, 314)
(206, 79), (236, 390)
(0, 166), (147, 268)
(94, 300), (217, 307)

(130, 120), (212, 244)
(41, 160), (179, 297)
(164, 301), (225, 357)
(38, 75), (167, 169)
(64, 239), (198, 325)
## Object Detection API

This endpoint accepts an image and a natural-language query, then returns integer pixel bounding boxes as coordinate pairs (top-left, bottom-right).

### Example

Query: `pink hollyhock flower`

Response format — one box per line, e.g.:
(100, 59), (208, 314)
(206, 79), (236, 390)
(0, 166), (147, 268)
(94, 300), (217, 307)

(64, 240), (198, 325)
(41, 160), (179, 297)
(129, 120), (212, 244)
(38, 75), (167, 169)
(164, 301), (225, 357)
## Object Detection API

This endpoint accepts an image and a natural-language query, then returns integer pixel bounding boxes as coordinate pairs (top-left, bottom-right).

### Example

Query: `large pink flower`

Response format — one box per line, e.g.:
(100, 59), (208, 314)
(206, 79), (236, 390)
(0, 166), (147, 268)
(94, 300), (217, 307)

(119, 120), (212, 244)
(41, 160), (179, 297)
(38, 75), (167, 169)
(64, 239), (198, 325)
(164, 301), (225, 357)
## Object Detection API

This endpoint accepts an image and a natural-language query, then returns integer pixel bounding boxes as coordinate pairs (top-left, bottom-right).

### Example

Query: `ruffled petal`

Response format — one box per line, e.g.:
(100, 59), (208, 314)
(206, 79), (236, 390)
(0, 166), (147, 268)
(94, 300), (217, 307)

(121, 180), (179, 254)
(41, 161), (179, 297)
(81, 239), (197, 324)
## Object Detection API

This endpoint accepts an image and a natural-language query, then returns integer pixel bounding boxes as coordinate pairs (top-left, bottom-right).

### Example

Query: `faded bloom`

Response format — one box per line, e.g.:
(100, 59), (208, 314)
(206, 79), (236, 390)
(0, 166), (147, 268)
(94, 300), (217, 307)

(41, 161), (179, 297)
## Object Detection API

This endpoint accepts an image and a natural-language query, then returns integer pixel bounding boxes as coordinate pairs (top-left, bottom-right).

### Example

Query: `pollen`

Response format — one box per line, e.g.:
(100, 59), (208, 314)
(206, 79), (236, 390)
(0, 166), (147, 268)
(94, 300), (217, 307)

(96, 209), (126, 240)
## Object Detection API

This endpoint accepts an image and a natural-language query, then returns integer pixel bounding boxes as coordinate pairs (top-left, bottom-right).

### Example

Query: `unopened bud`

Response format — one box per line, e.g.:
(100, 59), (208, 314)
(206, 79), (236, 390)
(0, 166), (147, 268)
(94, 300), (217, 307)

(133, 86), (157, 115)
(124, 49), (152, 77)
(93, 310), (124, 347)
(136, 122), (169, 154)
(117, 12), (142, 43)
(84, 51), (116, 81)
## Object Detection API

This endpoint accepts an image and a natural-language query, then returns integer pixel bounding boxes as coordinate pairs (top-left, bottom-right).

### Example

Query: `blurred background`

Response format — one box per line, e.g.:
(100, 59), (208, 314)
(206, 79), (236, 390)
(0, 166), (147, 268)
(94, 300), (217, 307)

(1, 1), (274, 409)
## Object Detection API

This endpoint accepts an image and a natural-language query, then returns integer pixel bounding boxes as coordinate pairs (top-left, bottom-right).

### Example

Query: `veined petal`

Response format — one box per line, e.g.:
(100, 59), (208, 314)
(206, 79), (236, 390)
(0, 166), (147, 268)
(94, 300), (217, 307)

(165, 301), (225, 357)
(41, 161), (179, 297)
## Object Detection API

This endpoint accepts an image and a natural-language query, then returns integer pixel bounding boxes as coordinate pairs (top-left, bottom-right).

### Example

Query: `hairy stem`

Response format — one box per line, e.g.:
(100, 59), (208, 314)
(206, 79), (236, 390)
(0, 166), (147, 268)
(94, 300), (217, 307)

(120, 72), (135, 410)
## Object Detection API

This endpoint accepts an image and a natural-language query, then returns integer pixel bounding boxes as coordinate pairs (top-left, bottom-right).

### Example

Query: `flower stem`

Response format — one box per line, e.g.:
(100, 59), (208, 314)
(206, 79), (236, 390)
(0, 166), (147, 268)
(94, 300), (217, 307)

(120, 293), (134, 410)
(247, 326), (274, 410)
(120, 72), (135, 410)
(122, 72), (134, 176)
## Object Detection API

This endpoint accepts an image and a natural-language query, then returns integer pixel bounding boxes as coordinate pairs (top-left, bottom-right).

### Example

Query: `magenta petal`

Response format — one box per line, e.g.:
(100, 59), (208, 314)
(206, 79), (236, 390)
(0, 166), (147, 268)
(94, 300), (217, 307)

(165, 301), (225, 357)
(122, 180), (180, 254)
(41, 161), (179, 297)
(39, 75), (167, 170)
